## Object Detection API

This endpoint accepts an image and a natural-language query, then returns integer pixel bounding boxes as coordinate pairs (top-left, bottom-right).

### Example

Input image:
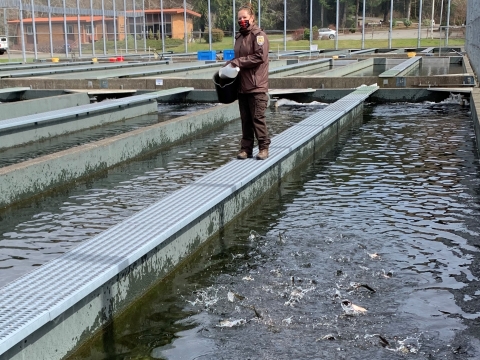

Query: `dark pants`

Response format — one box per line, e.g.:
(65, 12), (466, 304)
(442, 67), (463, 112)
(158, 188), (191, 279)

(238, 92), (271, 153)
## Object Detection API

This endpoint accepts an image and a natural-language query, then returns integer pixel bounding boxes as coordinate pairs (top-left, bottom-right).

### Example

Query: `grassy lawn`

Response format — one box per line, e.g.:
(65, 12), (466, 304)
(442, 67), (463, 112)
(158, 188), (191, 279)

(161, 37), (465, 53)
(4, 33), (463, 60)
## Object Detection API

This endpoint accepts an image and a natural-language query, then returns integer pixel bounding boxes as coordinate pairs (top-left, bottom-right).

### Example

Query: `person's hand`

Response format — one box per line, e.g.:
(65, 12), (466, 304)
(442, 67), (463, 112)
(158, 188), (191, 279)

(229, 59), (239, 67)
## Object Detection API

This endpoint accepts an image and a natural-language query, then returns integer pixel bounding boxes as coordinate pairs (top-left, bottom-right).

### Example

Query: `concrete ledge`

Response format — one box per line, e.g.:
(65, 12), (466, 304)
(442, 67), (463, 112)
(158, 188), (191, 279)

(0, 74), (474, 90)
(0, 102), (240, 209)
(0, 93), (91, 121)
(471, 89), (480, 157)
(0, 88), (193, 149)
(0, 85), (377, 360)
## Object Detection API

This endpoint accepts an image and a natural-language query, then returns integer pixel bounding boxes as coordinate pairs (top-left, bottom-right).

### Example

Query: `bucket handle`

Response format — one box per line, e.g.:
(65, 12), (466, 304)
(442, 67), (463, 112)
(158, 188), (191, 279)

(213, 76), (238, 89)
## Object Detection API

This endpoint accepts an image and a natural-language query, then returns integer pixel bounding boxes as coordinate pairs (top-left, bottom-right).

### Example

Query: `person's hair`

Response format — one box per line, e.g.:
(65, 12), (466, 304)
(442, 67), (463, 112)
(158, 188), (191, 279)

(238, 3), (255, 21)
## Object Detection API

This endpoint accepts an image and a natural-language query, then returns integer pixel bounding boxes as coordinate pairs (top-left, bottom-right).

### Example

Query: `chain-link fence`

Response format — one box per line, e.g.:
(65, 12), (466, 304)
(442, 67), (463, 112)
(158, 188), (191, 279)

(466, 0), (479, 77)
(0, 0), (468, 62)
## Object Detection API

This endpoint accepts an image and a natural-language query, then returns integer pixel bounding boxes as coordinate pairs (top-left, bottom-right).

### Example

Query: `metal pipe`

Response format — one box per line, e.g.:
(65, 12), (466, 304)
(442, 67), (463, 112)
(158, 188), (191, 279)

(62, 0), (68, 57)
(124, 0), (128, 53)
(309, 0), (312, 52)
(430, 0), (435, 39)
(160, 0), (165, 54)
(19, 0), (26, 62)
(258, 0), (261, 28)
(4, 8), (10, 62)
(101, 0), (107, 55)
(48, 0), (53, 57)
(361, 0), (365, 49)
(445, 0), (451, 46)
(417, 0), (423, 48)
(77, 0), (82, 57)
(208, 0), (212, 50)
(233, 0), (236, 47)
(283, 0), (286, 51)
(133, 0), (137, 52)
(143, 0), (147, 52)
(388, 0), (393, 48)
(31, 0), (37, 59)
(113, 0), (117, 55)
(335, 0), (339, 50)
(90, 0), (95, 56)
(439, 0), (444, 34)
(183, 0), (187, 53)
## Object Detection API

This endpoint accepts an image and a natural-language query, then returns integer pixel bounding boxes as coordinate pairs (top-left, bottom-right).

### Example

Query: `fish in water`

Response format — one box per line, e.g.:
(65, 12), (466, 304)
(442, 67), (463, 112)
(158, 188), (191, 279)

(217, 319), (247, 327)
(341, 299), (367, 315)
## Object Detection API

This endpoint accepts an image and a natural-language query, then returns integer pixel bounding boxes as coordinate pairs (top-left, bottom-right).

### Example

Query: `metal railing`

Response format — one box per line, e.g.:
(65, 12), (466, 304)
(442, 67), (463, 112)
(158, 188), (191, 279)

(466, 0), (480, 76)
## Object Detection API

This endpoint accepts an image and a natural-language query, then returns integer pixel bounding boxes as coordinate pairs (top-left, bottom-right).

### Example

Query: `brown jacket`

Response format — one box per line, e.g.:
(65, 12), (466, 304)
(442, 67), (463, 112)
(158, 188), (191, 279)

(230, 24), (269, 93)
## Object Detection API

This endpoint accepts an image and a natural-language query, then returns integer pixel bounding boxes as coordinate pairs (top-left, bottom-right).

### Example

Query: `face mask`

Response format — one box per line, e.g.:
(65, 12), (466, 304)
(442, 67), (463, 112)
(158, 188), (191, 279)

(238, 19), (250, 29)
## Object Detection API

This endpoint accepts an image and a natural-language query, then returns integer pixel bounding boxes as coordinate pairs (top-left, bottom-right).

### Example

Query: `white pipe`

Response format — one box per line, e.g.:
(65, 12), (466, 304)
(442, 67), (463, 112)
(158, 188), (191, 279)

(160, 0), (165, 54)
(48, 0), (53, 57)
(335, 0), (339, 50)
(183, 0), (187, 53)
(31, 0), (37, 59)
(124, 0), (128, 53)
(417, 0), (423, 48)
(388, 0), (393, 48)
(445, 0), (451, 46)
(101, 0), (107, 55)
(113, 0), (117, 55)
(19, 1), (26, 62)
(133, 0), (137, 52)
(208, 0), (212, 50)
(361, 0), (365, 49)
(90, 0), (95, 56)
(283, 0), (286, 51)
(77, 0), (82, 57)
(233, 0), (236, 47)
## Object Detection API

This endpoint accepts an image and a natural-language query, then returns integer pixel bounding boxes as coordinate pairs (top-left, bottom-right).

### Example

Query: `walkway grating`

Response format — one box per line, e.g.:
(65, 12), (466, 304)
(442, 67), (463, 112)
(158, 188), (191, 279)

(379, 56), (422, 77)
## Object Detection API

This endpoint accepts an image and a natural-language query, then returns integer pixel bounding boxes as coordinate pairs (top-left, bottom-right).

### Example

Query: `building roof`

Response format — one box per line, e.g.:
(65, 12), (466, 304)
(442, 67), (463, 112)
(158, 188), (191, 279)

(8, 16), (112, 24)
(142, 8), (201, 17)
(8, 8), (201, 24)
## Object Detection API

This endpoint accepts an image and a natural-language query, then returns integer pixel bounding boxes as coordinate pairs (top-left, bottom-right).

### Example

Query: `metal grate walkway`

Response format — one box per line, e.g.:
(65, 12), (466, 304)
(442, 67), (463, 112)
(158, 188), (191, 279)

(0, 85), (378, 357)
(379, 56), (422, 77)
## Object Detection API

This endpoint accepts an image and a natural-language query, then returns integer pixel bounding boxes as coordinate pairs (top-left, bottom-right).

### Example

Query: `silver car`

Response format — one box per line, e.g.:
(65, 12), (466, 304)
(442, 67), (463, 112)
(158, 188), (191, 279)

(318, 28), (336, 39)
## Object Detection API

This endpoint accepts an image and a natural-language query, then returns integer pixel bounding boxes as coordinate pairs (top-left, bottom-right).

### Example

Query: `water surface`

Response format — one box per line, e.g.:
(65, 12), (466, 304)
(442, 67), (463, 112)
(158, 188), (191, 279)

(70, 101), (480, 359)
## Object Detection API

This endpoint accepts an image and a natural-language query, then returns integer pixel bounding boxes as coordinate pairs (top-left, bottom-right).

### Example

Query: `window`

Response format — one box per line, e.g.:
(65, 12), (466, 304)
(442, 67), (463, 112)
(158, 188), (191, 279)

(67, 25), (74, 34)
(85, 25), (92, 34)
(26, 25), (33, 35)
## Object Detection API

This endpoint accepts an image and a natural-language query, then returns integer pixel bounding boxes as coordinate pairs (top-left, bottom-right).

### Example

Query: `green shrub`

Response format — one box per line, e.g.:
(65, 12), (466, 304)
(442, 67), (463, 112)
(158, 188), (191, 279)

(392, 19), (397, 27)
(303, 28), (310, 40)
(203, 28), (224, 43)
(423, 19), (432, 26)
(312, 26), (319, 40)
(404, 19), (412, 27)
(349, 28), (356, 33)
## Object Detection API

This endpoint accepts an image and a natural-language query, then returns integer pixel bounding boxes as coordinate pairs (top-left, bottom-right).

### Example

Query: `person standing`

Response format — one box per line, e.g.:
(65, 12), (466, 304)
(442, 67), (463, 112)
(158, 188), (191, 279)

(227, 3), (270, 160)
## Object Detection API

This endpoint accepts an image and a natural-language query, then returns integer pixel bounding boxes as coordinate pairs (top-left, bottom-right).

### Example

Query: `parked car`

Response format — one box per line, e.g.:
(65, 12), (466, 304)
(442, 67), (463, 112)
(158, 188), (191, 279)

(318, 28), (336, 39)
(0, 36), (8, 55)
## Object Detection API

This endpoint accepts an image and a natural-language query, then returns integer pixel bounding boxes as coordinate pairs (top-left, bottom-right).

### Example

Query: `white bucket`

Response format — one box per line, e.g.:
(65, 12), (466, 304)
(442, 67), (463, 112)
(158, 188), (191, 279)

(219, 64), (240, 79)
